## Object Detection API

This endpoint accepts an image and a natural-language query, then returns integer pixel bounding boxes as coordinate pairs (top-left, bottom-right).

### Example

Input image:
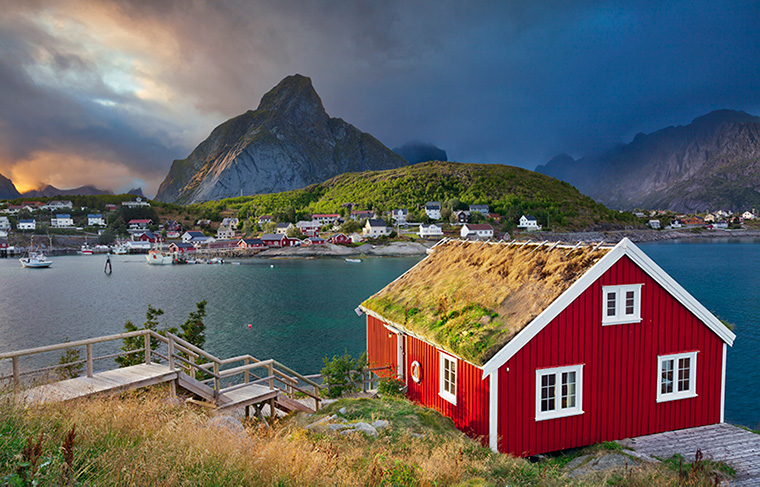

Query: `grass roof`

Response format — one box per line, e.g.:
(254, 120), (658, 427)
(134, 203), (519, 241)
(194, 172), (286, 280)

(362, 240), (611, 366)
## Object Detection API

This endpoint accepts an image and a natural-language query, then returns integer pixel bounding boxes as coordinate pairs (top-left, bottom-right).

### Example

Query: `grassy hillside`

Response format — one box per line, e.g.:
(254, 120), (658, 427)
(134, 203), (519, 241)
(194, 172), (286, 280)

(195, 161), (635, 231)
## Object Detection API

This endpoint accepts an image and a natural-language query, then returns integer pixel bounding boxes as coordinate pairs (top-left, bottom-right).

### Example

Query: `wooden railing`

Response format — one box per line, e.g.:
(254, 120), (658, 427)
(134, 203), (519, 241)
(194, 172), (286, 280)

(0, 329), (174, 393)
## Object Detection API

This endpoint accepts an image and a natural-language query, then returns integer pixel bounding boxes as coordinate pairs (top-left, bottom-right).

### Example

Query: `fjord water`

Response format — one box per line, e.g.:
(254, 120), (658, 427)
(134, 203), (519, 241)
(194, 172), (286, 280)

(0, 239), (757, 429)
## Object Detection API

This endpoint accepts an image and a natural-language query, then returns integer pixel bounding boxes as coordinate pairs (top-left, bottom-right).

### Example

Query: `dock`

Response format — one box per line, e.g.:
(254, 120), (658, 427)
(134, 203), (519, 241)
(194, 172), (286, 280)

(1, 330), (322, 418)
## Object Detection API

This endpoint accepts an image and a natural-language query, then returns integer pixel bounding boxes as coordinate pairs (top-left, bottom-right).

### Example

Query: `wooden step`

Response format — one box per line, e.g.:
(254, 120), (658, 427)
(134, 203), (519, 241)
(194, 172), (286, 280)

(275, 394), (315, 414)
(177, 372), (216, 402)
(216, 383), (278, 411)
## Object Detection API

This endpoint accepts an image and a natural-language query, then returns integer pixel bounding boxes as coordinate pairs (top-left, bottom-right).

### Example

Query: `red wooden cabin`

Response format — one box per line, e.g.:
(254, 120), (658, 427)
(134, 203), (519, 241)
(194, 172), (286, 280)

(260, 234), (289, 247)
(328, 233), (351, 245)
(360, 238), (735, 457)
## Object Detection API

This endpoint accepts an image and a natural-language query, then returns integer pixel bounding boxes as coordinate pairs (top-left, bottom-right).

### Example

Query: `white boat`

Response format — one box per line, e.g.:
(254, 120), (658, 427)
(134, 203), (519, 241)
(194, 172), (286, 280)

(146, 250), (173, 265)
(345, 258), (362, 263)
(80, 244), (93, 255)
(20, 250), (52, 268)
(112, 244), (128, 255)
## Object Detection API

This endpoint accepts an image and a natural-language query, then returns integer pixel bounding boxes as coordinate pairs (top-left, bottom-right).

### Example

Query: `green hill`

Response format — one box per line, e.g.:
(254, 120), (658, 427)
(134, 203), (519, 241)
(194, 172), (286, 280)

(197, 161), (634, 231)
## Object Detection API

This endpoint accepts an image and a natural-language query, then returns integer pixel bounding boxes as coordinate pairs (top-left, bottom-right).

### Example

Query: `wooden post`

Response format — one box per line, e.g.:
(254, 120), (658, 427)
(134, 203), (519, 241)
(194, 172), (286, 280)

(313, 385), (320, 411)
(267, 362), (274, 390)
(144, 333), (151, 365)
(244, 358), (249, 384)
(168, 337), (175, 371)
(213, 362), (220, 400)
(269, 397), (276, 424)
(86, 344), (93, 378)
(12, 356), (19, 393)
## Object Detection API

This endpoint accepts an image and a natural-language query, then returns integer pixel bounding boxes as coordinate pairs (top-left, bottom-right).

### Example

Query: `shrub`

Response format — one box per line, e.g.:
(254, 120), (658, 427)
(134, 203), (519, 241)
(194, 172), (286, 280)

(320, 352), (367, 399)
(377, 376), (406, 398)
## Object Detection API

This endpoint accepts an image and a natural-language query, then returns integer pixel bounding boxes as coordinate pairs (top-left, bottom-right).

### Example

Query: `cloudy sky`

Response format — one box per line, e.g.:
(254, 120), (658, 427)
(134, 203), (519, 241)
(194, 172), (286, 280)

(2, 0), (759, 196)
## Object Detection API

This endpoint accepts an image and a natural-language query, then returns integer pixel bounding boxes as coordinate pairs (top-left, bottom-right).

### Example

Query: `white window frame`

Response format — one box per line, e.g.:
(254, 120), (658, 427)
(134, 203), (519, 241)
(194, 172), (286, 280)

(657, 351), (698, 402)
(439, 352), (457, 405)
(602, 284), (643, 325)
(535, 364), (584, 421)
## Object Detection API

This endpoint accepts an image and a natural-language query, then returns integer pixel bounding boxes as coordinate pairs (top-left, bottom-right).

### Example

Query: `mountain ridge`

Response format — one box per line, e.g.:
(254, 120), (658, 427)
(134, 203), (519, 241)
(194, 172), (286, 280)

(155, 74), (409, 204)
(0, 172), (20, 199)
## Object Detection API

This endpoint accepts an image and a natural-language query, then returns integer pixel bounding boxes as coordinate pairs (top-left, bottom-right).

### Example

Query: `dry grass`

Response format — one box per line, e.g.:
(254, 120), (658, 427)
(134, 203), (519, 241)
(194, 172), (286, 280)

(363, 240), (609, 365)
(0, 387), (731, 486)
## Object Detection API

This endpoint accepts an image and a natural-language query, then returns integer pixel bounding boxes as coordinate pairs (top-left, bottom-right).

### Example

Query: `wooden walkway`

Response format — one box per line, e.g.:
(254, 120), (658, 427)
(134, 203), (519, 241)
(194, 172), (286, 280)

(619, 423), (760, 486)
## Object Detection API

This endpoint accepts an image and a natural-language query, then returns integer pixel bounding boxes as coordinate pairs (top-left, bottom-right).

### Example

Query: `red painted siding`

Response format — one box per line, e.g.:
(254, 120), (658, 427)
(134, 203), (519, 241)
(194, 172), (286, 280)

(497, 255), (725, 457)
(366, 315), (397, 378)
(404, 335), (490, 442)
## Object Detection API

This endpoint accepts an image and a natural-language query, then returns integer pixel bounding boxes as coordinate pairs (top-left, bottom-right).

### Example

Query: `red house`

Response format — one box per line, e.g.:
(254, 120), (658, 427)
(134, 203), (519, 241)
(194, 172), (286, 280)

(134, 231), (164, 243)
(238, 238), (266, 249)
(168, 242), (196, 253)
(360, 238), (735, 457)
(328, 233), (351, 245)
(259, 233), (289, 247)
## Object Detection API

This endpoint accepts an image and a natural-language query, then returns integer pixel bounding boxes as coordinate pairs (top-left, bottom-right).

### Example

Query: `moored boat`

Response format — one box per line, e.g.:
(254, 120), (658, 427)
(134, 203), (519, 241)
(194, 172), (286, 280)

(20, 250), (52, 268)
(146, 249), (173, 265)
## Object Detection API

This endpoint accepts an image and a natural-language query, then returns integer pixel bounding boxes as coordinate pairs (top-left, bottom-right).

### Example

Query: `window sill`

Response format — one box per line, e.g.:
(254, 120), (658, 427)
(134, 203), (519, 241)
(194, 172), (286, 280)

(656, 392), (697, 403)
(602, 318), (643, 326)
(439, 391), (457, 406)
(535, 409), (584, 422)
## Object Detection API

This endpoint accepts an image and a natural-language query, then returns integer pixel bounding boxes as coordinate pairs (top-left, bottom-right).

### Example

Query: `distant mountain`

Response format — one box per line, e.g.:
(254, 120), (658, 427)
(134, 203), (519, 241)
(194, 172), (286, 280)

(537, 110), (760, 212)
(22, 184), (113, 198)
(0, 172), (20, 199)
(156, 74), (409, 204)
(393, 142), (447, 164)
(127, 187), (145, 197)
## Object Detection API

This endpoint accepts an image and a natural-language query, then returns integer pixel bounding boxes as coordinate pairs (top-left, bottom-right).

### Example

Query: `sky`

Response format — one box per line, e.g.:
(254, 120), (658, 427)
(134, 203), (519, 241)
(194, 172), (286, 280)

(2, 0), (760, 197)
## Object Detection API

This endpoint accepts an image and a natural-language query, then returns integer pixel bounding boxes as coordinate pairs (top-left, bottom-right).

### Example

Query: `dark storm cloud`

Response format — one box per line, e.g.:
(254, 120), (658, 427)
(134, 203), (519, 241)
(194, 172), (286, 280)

(1, 0), (759, 194)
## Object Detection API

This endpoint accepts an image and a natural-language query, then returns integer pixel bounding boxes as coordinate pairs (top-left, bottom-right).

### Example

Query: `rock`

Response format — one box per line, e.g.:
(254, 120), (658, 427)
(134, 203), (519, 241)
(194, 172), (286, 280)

(371, 420), (390, 429)
(305, 414), (336, 429)
(566, 453), (639, 478)
(353, 422), (378, 437)
(329, 423), (351, 431)
(338, 407), (347, 415)
(564, 454), (593, 471)
(208, 415), (246, 437)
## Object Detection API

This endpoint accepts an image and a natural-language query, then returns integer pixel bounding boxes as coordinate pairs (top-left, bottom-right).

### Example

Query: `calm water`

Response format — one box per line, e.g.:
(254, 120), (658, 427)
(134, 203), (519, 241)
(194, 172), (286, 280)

(0, 240), (758, 428)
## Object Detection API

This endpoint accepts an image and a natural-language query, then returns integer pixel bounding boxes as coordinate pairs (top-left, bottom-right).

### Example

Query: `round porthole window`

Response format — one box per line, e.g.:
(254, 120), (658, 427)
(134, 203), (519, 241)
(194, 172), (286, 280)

(410, 360), (422, 383)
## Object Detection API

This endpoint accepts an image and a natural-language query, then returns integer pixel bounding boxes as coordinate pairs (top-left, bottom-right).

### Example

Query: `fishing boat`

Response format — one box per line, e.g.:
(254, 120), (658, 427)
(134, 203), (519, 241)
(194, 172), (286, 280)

(20, 237), (52, 268)
(146, 249), (173, 265)
(80, 244), (93, 255)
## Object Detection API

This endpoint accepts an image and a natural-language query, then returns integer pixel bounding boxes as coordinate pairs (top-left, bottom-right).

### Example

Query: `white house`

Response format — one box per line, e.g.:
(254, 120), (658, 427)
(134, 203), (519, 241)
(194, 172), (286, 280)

(276, 222), (295, 234)
(122, 197), (151, 208)
(42, 200), (73, 211)
(460, 223), (494, 239)
(216, 225), (236, 239)
(703, 213), (716, 223)
(363, 219), (391, 237)
(712, 221), (728, 229)
(517, 215), (542, 231)
(311, 213), (340, 225)
(425, 202), (441, 220)
(742, 211), (755, 220)
(648, 219), (661, 229)
(221, 217), (239, 229)
(391, 209), (408, 225)
(418, 223), (443, 238)
(0, 216), (9, 230)
(350, 210), (374, 221)
(182, 231), (211, 244)
(51, 214), (74, 228)
(17, 219), (35, 231)
(469, 204), (489, 216)
(87, 214), (106, 227)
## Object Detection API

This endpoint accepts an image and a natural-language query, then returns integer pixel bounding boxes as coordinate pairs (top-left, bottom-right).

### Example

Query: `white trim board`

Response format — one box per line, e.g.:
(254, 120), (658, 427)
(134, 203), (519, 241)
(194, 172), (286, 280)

(481, 238), (735, 378)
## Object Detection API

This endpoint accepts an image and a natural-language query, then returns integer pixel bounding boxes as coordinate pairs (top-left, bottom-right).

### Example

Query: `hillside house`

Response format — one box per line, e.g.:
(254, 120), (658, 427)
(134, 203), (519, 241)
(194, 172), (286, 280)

(238, 238), (267, 249)
(129, 219), (152, 230)
(711, 221), (728, 230)
(3, 206), (21, 214)
(0, 216), (9, 230)
(105, 204), (118, 212)
(669, 220), (682, 229)
(682, 216), (704, 226)
(363, 219), (390, 237)
(453, 210), (470, 224)
(425, 202), (441, 220)
(208, 239), (239, 250)
(517, 215), (541, 231)
(296, 220), (320, 237)
(182, 231), (211, 244)
(360, 239), (735, 457)
(328, 233), (351, 245)
(122, 197), (150, 208)
(487, 213), (502, 223)
(276, 222), (295, 235)
(87, 214), (105, 227)
(742, 211), (755, 220)
(351, 210), (374, 221)
(304, 236), (326, 245)
(216, 226), (236, 239)
(51, 214), (74, 228)
(17, 219), (35, 231)
(260, 233), (289, 247)
(703, 214), (716, 223)
(134, 231), (164, 244)
(391, 209), (408, 225)
(460, 223), (494, 239)
(42, 200), (73, 211)
(168, 242), (196, 254)
(648, 220), (661, 229)
(469, 204), (489, 216)
(418, 224), (443, 238)
(221, 217), (239, 229)
(258, 215), (273, 225)
(311, 213), (340, 225)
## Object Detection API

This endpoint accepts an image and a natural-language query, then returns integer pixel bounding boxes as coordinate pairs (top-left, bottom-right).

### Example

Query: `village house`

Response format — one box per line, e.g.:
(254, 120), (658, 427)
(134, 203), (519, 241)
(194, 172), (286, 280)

(648, 219), (661, 229)
(487, 213), (502, 223)
(87, 214), (106, 227)
(351, 210), (374, 221)
(669, 219), (682, 229)
(311, 213), (340, 225)
(469, 204), (489, 216)
(164, 220), (182, 239)
(221, 217), (239, 229)
(0, 216), (9, 230)
(51, 214), (74, 228)
(418, 223), (443, 238)
(105, 204), (118, 212)
(260, 233), (289, 247)
(276, 222), (295, 235)
(216, 225), (236, 239)
(461, 223), (494, 239)
(363, 219), (391, 237)
(42, 200), (73, 211)
(296, 220), (320, 237)
(258, 215), (273, 225)
(196, 219), (211, 227)
(122, 197), (150, 208)
(711, 221), (729, 230)
(349, 232), (364, 243)
(22, 201), (42, 211)
(238, 238), (267, 249)
(453, 210), (470, 224)
(129, 219), (152, 231)
(425, 202), (441, 220)
(3, 206), (21, 215)
(17, 219), (35, 231)
(391, 209), (408, 225)
(360, 239), (735, 457)
(328, 233), (351, 245)
(304, 236), (326, 245)
(517, 215), (542, 231)
(182, 231), (211, 244)
(742, 211), (755, 220)
(208, 239), (239, 250)
(682, 216), (705, 226)
(715, 210), (731, 218)
(703, 213), (716, 223)
(133, 231), (164, 244)
(168, 242), (196, 254)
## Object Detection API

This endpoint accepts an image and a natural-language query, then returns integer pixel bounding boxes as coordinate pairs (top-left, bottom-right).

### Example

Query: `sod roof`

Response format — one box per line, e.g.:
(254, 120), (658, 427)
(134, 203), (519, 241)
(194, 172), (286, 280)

(361, 239), (612, 366)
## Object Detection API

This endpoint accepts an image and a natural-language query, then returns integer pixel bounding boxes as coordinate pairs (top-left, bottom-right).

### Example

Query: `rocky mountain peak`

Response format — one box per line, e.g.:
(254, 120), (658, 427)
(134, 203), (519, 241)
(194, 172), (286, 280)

(256, 74), (328, 127)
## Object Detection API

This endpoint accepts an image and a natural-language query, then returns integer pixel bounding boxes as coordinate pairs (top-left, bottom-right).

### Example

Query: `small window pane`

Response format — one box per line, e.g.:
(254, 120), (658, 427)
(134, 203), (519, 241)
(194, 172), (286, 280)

(606, 292), (617, 317)
(625, 291), (635, 315)
(661, 359), (674, 394)
(561, 371), (576, 409)
(541, 374), (556, 412)
(677, 357), (690, 392)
